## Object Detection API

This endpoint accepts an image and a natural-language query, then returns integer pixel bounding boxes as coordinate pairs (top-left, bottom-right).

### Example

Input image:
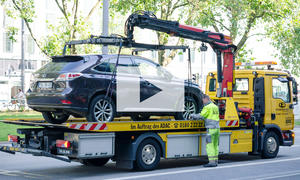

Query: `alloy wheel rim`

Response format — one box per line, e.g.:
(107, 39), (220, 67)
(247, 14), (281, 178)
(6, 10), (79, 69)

(183, 101), (196, 119)
(142, 144), (157, 165)
(51, 112), (63, 120)
(266, 137), (277, 153)
(94, 99), (113, 122)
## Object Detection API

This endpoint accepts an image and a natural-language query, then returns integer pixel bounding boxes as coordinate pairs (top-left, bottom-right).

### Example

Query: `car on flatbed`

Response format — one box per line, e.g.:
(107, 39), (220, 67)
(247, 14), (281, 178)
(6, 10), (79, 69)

(26, 54), (203, 124)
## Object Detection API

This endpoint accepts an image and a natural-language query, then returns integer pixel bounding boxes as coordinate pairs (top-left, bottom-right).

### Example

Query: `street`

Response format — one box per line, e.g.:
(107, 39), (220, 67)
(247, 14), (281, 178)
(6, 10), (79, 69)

(0, 128), (299, 180)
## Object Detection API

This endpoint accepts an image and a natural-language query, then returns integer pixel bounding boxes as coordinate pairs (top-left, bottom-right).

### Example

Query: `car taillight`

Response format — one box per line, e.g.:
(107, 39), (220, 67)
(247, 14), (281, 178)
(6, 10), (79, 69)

(56, 140), (71, 148)
(56, 73), (82, 81)
(61, 99), (72, 104)
(8, 135), (19, 142)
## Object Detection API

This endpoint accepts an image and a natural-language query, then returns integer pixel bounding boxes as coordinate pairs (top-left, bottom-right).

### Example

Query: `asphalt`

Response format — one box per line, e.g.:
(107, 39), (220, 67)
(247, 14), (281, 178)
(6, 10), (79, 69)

(0, 128), (299, 180)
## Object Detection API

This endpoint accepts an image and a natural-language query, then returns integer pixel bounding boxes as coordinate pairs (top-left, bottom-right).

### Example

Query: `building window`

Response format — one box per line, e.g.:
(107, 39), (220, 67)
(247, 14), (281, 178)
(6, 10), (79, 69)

(4, 33), (13, 53)
(3, 11), (6, 28)
(26, 35), (35, 55)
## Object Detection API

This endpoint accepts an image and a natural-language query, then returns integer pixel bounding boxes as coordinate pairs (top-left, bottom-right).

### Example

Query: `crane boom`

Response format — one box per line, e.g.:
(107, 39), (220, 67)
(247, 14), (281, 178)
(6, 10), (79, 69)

(125, 11), (236, 97)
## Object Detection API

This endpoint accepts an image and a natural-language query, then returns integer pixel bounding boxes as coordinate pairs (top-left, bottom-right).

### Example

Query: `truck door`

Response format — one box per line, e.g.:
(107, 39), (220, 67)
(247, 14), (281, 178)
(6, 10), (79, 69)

(270, 77), (294, 130)
(233, 77), (254, 109)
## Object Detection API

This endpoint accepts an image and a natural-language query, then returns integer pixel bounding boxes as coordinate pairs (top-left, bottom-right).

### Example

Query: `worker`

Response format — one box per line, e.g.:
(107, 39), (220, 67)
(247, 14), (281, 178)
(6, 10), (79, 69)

(190, 94), (220, 167)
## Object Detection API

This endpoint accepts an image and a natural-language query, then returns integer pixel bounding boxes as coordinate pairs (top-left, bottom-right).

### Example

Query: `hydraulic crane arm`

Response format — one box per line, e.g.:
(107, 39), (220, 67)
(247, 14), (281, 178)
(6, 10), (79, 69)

(125, 11), (236, 97)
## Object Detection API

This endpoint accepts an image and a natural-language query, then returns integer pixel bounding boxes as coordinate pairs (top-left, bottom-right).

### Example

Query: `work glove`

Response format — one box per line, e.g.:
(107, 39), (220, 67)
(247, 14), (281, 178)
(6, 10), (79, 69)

(189, 114), (203, 120)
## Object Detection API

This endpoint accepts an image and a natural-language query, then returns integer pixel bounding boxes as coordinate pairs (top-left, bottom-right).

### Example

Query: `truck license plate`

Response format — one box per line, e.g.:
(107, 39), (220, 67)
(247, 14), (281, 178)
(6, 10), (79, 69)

(57, 148), (72, 155)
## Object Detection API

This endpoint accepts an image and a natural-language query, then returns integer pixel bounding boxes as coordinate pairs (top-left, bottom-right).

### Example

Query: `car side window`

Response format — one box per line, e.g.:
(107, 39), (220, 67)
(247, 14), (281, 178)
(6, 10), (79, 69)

(93, 59), (112, 73)
(134, 58), (159, 78)
(93, 57), (138, 74)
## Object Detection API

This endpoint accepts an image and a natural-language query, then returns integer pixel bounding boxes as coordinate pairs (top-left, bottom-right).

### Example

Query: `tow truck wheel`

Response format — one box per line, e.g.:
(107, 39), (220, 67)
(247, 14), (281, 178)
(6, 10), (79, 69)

(135, 139), (161, 171)
(42, 112), (69, 124)
(79, 158), (110, 166)
(261, 131), (279, 159)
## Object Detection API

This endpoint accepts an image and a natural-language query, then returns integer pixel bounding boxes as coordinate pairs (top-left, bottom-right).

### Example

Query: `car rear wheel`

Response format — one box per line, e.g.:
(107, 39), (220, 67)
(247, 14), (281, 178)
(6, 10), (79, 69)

(175, 96), (198, 120)
(42, 112), (69, 124)
(87, 95), (116, 122)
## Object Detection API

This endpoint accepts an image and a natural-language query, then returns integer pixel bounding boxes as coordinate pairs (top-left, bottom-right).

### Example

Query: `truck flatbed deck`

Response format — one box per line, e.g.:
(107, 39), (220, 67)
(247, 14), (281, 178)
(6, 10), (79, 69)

(1, 116), (242, 133)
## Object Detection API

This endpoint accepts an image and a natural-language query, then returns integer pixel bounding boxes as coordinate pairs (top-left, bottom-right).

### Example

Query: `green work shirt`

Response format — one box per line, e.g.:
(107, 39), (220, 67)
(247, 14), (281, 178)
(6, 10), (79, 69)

(200, 102), (220, 129)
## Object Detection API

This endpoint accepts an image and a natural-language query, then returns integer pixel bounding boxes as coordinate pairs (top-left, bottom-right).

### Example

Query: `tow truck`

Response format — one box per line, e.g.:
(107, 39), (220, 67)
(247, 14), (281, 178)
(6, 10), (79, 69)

(0, 11), (296, 171)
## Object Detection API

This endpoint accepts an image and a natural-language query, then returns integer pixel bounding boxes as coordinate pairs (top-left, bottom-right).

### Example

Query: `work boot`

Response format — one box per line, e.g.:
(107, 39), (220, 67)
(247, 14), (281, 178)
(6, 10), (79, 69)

(203, 160), (217, 167)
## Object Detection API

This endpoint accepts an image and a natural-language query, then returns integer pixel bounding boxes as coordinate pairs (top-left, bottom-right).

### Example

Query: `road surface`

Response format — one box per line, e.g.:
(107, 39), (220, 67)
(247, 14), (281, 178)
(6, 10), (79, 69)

(0, 128), (300, 180)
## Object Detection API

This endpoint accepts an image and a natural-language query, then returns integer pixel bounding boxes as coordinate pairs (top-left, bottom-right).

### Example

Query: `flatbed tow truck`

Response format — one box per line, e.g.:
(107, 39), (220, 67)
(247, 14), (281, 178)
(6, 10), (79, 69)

(0, 11), (296, 171)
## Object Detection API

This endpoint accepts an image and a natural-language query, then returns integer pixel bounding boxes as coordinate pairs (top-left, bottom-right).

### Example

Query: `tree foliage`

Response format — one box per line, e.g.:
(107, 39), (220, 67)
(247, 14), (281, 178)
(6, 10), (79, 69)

(188, 0), (294, 61)
(111, 0), (190, 66)
(1, 0), (101, 57)
(268, 3), (300, 75)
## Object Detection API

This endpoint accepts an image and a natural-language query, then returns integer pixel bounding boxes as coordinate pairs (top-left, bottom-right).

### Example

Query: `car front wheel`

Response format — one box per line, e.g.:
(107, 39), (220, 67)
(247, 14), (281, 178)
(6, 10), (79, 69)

(175, 96), (198, 120)
(87, 95), (116, 122)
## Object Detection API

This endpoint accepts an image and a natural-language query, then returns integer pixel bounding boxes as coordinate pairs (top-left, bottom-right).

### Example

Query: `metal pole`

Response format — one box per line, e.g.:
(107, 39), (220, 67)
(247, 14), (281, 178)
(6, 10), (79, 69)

(200, 51), (204, 90)
(21, 13), (25, 92)
(102, 0), (109, 54)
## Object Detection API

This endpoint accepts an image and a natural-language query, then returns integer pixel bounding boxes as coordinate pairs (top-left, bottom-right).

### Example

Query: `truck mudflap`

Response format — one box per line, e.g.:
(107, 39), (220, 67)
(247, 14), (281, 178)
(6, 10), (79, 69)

(0, 145), (71, 162)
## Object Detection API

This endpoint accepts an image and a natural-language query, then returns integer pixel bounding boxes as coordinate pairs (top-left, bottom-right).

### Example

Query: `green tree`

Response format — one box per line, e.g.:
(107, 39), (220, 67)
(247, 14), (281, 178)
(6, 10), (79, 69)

(1, 0), (101, 57)
(268, 6), (300, 75)
(111, 0), (191, 66)
(188, 0), (294, 61)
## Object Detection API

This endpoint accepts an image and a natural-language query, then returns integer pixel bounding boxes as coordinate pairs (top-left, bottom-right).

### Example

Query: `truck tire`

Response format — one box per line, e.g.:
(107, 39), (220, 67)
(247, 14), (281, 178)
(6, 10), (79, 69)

(261, 131), (279, 159)
(79, 158), (110, 166)
(42, 112), (69, 124)
(175, 96), (198, 120)
(87, 95), (116, 122)
(135, 139), (161, 171)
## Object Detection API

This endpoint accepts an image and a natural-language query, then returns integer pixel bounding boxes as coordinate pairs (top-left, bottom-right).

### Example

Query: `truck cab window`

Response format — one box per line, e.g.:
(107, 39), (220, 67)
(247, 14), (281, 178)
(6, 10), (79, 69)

(234, 78), (249, 91)
(272, 78), (290, 103)
(209, 78), (216, 91)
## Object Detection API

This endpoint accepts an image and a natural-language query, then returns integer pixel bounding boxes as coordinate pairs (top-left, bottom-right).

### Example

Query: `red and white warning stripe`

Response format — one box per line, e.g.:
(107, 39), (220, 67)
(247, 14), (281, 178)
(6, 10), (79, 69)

(226, 120), (238, 127)
(68, 123), (107, 131)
